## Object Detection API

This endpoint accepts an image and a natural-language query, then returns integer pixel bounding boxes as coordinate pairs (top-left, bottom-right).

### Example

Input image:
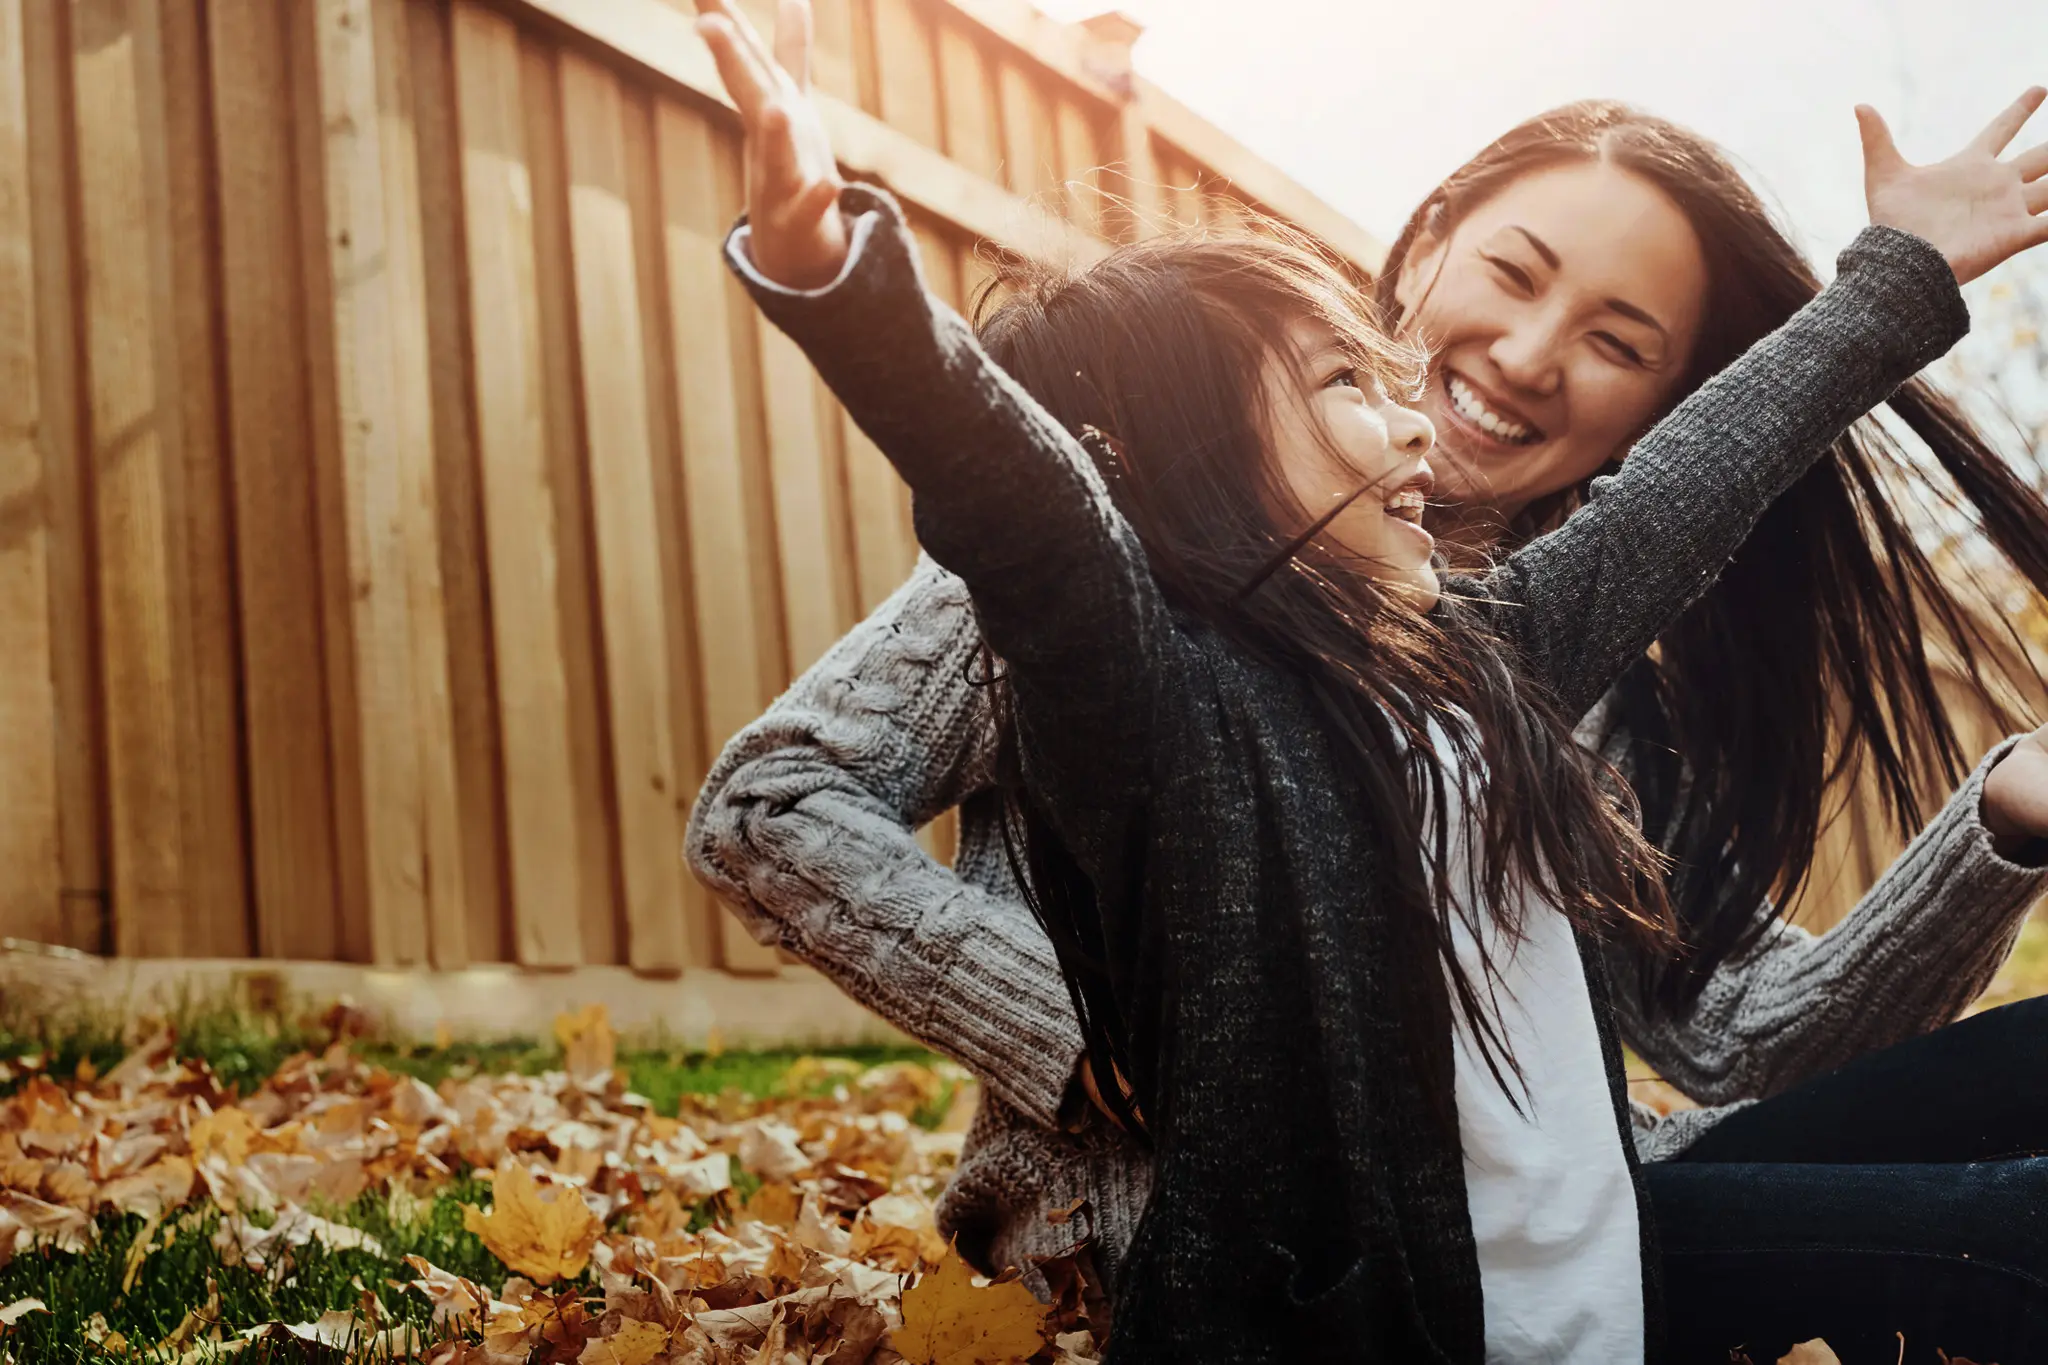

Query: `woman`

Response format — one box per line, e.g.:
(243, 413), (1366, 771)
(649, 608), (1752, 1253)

(689, 96), (2048, 1358)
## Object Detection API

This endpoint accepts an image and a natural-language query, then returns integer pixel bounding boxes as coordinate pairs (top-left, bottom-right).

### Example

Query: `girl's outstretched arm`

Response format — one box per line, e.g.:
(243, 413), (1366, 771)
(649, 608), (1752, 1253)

(699, 0), (1165, 835)
(1474, 88), (2048, 721)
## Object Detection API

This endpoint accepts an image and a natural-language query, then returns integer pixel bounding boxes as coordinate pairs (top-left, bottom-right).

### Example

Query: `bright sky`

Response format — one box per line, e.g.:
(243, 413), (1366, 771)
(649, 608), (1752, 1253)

(1037, 0), (2048, 270)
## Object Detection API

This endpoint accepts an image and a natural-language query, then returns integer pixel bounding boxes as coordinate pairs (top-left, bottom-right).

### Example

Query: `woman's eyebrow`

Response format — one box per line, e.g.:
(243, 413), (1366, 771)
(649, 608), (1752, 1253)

(1508, 225), (1669, 340)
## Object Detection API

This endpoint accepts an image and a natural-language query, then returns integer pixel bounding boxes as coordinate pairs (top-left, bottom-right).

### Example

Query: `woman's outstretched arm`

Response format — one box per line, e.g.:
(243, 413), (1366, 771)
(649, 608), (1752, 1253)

(1609, 735), (2048, 1109)
(686, 560), (1085, 1127)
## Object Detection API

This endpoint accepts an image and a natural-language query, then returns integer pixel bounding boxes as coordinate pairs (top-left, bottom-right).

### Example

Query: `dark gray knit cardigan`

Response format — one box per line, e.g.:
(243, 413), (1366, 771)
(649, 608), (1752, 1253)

(723, 185), (1970, 1362)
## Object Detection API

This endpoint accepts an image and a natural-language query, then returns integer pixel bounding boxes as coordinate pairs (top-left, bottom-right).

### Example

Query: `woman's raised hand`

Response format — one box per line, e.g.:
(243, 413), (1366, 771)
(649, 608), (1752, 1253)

(695, 0), (848, 289)
(1858, 87), (2048, 285)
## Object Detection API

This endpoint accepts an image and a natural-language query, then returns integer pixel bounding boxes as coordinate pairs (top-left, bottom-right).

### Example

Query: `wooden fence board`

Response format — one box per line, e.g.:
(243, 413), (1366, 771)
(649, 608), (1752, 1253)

(209, 0), (345, 960)
(312, 0), (456, 966)
(559, 52), (688, 973)
(75, 0), (192, 956)
(409, 0), (510, 965)
(622, 82), (718, 971)
(996, 57), (1056, 205)
(19, 0), (103, 951)
(1055, 98), (1104, 237)
(0, 0), (64, 947)
(654, 104), (783, 974)
(450, 1), (584, 967)
(369, 0), (471, 967)
(520, 34), (621, 966)
(936, 22), (1000, 183)
(869, 0), (940, 152)
(152, 0), (249, 958)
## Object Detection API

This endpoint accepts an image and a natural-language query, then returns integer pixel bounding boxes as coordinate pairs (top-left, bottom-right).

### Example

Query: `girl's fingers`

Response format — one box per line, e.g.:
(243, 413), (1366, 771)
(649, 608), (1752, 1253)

(757, 103), (806, 198)
(774, 0), (813, 92)
(695, 14), (770, 120)
(1972, 85), (2048, 157)
(2026, 179), (2048, 216)
(791, 177), (841, 228)
(1855, 104), (1907, 178)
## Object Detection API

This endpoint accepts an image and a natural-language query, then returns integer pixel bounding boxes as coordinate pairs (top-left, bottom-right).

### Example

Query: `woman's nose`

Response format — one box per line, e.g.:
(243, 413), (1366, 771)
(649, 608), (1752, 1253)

(1490, 317), (1566, 398)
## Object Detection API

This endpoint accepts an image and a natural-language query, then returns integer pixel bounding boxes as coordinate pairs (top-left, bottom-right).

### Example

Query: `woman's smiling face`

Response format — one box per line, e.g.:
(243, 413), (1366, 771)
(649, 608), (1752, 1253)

(1393, 160), (1711, 526)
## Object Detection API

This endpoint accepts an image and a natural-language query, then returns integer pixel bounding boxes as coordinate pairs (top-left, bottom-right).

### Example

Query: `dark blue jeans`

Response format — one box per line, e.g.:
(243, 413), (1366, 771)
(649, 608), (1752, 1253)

(1651, 997), (2048, 1363)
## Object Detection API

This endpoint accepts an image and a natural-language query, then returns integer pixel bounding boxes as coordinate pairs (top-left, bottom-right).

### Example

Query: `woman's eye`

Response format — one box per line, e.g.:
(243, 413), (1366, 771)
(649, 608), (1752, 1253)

(1593, 332), (1646, 366)
(1482, 254), (1534, 294)
(1324, 366), (1362, 390)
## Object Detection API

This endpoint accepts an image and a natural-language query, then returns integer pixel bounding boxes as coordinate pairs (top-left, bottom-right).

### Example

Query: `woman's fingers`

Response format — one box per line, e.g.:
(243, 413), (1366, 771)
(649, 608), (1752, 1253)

(2026, 178), (2048, 216)
(2016, 140), (2048, 184)
(1972, 86), (2048, 158)
(1855, 104), (1908, 179)
(756, 103), (807, 198)
(774, 0), (813, 92)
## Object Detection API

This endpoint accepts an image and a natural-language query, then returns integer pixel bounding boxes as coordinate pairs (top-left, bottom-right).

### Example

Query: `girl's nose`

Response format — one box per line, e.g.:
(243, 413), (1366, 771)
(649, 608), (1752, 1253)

(1390, 404), (1436, 456)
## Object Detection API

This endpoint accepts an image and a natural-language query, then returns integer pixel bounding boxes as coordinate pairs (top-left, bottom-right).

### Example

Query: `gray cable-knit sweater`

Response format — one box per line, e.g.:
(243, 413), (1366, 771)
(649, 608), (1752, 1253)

(689, 203), (2048, 1300)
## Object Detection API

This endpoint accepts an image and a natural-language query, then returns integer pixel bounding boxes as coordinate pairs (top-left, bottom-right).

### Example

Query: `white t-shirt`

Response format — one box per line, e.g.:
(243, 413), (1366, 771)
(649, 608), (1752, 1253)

(1429, 725), (1645, 1363)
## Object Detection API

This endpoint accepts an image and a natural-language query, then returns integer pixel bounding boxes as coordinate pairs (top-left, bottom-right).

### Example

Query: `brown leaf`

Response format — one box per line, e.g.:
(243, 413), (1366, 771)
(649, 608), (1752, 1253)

(576, 1318), (671, 1364)
(554, 1005), (618, 1084)
(891, 1248), (1051, 1365)
(1778, 1343), (1843, 1365)
(463, 1162), (603, 1286)
(101, 1155), (196, 1218)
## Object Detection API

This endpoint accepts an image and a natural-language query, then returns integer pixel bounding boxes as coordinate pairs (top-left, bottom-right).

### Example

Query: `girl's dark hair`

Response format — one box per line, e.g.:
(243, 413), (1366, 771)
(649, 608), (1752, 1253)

(970, 230), (1676, 1132)
(1376, 100), (2048, 1019)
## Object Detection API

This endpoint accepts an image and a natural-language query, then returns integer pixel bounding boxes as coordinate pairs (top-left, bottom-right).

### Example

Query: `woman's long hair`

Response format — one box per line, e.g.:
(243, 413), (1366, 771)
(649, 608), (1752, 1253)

(971, 233), (1676, 1132)
(1376, 100), (2048, 1019)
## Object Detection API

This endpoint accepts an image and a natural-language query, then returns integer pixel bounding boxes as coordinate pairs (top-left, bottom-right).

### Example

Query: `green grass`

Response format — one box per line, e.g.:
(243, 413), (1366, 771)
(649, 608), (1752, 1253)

(0, 989), (950, 1362)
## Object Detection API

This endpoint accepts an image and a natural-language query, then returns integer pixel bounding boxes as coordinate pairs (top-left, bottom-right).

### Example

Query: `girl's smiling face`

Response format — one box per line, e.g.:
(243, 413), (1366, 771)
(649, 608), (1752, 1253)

(1262, 318), (1441, 607)
(1393, 161), (1711, 527)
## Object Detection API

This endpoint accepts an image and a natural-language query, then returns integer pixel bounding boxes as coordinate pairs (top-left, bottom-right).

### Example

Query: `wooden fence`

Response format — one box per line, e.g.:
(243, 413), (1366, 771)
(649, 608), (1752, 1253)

(0, 0), (1383, 977)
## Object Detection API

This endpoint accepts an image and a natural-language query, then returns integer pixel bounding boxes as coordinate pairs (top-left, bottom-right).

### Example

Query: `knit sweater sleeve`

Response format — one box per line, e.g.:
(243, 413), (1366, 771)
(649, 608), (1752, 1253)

(1467, 226), (1970, 721)
(1610, 735), (2048, 1106)
(726, 184), (1166, 923)
(684, 556), (1085, 1127)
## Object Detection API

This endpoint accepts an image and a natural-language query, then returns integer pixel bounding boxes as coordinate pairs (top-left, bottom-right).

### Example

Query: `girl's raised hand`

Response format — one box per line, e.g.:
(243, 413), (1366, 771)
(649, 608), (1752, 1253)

(1858, 87), (2048, 285)
(695, 0), (848, 289)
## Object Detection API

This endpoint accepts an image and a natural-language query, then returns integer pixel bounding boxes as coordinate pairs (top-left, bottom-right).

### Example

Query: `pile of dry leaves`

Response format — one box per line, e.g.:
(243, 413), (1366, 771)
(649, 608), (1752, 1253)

(0, 1006), (1106, 1363)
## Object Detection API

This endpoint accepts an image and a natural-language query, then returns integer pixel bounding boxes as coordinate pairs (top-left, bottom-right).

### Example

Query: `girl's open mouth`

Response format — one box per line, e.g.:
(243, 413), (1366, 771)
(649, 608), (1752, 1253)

(1385, 488), (1428, 525)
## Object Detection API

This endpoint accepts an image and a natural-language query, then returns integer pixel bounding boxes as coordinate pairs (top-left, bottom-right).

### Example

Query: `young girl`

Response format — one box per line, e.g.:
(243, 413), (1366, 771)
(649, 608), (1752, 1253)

(694, 1), (2048, 1356)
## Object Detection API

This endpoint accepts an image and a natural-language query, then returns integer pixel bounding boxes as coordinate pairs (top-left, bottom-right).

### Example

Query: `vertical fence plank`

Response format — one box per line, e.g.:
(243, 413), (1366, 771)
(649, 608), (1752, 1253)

(152, 0), (250, 957)
(409, 0), (509, 964)
(209, 0), (346, 959)
(19, 2), (104, 951)
(450, 0), (584, 967)
(934, 23), (999, 183)
(310, 0), (466, 966)
(559, 53), (689, 973)
(870, 0), (940, 151)
(0, 0), (64, 946)
(655, 103), (784, 974)
(1055, 98), (1105, 238)
(809, 0), (860, 105)
(521, 35), (621, 966)
(622, 84), (719, 971)
(369, 0), (471, 967)
(996, 58), (1058, 208)
(75, 0), (193, 956)
(756, 324), (854, 676)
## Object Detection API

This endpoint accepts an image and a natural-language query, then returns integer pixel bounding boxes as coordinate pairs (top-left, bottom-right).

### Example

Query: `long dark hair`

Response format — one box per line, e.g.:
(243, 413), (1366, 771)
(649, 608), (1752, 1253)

(970, 232), (1677, 1132)
(1376, 101), (2048, 1019)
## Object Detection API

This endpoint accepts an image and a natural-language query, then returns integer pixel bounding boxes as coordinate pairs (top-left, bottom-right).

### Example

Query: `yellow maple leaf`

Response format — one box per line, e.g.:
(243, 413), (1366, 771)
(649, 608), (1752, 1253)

(576, 1318), (670, 1364)
(188, 1108), (257, 1163)
(891, 1248), (1052, 1365)
(553, 1005), (616, 1083)
(461, 1163), (602, 1285)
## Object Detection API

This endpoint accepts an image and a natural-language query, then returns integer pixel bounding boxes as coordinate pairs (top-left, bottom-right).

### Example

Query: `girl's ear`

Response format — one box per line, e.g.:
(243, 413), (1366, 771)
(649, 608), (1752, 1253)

(1392, 206), (1452, 316)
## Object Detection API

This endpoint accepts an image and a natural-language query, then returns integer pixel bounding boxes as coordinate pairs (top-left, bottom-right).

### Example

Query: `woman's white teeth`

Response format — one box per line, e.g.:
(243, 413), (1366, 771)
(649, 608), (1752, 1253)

(1447, 374), (1536, 443)
(1385, 489), (1426, 523)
